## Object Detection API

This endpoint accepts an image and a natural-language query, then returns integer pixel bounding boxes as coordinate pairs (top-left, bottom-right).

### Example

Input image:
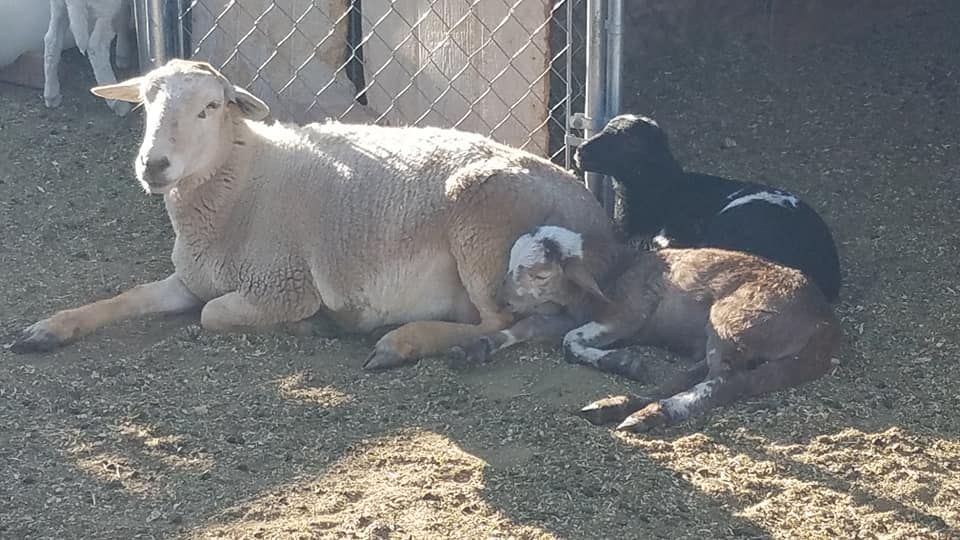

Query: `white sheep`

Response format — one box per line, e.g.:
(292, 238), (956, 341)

(462, 225), (840, 432)
(11, 59), (617, 372)
(43, 0), (136, 116)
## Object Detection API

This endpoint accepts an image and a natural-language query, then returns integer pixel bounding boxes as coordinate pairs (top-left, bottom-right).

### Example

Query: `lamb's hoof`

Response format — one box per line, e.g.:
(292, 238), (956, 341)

(362, 347), (414, 371)
(108, 100), (132, 117)
(578, 394), (651, 425)
(596, 350), (648, 381)
(616, 402), (669, 433)
(10, 320), (67, 354)
(454, 336), (496, 364)
(43, 94), (62, 109)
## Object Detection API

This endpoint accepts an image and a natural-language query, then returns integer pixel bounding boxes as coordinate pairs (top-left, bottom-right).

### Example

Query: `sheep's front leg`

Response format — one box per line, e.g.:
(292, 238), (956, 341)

(363, 311), (513, 371)
(453, 313), (581, 364)
(12, 274), (201, 353)
(42, 0), (68, 108)
(86, 16), (130, 116)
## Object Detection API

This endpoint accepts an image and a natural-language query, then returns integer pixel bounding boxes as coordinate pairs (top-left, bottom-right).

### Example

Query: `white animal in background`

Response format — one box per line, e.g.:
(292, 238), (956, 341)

(0, 1), (72, 70)
(43, 0), (137, 115)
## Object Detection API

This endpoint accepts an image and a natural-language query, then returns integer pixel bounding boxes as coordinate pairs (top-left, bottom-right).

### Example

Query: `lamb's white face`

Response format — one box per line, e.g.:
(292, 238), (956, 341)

(501, 260), (569, 314)
(499, 226), (586, 314)
(89, 59), (271, 195)
(134, 72), (231, 193)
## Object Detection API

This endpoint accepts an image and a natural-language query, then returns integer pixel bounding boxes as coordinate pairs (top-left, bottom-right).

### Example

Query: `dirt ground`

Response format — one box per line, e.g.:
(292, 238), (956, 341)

(2, 4), (960, 539)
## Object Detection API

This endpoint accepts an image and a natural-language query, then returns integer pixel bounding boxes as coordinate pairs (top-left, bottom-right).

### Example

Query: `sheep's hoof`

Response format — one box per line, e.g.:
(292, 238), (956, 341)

(9, 320), (68, 354)
(362, 347), (414, 371)
(577, 394), (653, 426)
(616, 402), (669, 433)
(43, 94), (62, 109)
(453, 336), (495, 365)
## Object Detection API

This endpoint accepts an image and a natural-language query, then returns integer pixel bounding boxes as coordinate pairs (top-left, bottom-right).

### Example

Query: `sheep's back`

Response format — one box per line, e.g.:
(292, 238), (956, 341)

(233, 120), (611, 328)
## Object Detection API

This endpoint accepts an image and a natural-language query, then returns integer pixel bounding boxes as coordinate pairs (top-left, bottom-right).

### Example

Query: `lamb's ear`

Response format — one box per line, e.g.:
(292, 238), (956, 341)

(90, 77), (145, 103)
(563, 257), (609, 303)
(229, 85), (270, 121)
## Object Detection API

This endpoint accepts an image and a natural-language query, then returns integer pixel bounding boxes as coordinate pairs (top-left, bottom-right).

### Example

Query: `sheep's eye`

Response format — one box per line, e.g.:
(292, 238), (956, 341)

(198, 101), (220, 118)
(532, 273), (551, 282)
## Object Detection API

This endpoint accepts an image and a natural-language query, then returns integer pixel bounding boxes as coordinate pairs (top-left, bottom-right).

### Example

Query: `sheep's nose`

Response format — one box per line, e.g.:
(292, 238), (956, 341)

(144, 157), (170, 176)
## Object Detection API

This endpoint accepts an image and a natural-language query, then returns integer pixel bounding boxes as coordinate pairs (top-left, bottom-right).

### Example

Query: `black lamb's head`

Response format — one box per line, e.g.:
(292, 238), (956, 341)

(574, 114), (677, 180)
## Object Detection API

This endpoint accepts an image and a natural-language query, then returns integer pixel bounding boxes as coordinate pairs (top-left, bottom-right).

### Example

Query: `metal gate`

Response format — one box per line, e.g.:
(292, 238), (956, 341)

(133, 0), (621, 204)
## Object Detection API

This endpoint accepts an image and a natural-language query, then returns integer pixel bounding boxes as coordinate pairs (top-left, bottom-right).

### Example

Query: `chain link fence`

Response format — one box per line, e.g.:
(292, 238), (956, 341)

(167, 0), (587, 167)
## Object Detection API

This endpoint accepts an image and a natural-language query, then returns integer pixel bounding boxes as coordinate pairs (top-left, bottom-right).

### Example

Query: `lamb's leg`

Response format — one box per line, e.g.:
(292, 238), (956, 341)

(86, 16), (130, 116)
(11, 274), (201, 353)
(561, 262), (663, 379)
(580, 328), (724, 428)
(561, 310), (660, 381)
(452, 312), (581, 364)
(616, 322), (838, 433)
(578, 359), (709, 425)
(43, 0), (68, 108)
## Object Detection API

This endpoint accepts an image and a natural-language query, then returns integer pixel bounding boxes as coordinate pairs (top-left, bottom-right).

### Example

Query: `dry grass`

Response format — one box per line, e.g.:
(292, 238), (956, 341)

(2, 6), (960, 538)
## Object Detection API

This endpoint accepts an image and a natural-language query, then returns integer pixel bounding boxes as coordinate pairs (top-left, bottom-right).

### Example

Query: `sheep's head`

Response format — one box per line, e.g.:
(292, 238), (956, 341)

(574, 114), (675, 178)
(90, 59), (270, 194)
(499, 226), (609, 315)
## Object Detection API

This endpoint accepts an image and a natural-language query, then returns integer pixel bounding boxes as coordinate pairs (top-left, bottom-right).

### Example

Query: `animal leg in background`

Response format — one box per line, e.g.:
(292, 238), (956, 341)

(114, 2), (135, 69)
(12, 274), (201, 353)
(43, 0), (69, 108)
(86, 15), (130, 116)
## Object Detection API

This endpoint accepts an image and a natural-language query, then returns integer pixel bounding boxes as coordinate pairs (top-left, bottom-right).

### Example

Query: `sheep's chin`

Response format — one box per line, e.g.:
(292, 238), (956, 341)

(140, 179), (177, 195)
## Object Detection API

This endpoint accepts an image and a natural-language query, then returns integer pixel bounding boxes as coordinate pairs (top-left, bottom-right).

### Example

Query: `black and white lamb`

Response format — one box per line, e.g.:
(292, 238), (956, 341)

(575, 114), (842, 302)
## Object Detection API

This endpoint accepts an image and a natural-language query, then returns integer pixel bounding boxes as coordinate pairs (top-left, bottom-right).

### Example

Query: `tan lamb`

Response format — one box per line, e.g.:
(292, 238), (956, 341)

(462, 225), (840, 432)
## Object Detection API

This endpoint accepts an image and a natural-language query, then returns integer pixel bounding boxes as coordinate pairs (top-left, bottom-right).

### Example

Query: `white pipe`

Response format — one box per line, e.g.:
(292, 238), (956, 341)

(133, 0), (167, 71)
(583, 0), (607, 200)
(603, 0), (623, 216)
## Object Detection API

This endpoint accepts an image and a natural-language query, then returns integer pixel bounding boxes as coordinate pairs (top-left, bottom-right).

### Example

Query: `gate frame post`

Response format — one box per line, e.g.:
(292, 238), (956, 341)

(133, 0), (190, 72)
(570, 0), (624, 217)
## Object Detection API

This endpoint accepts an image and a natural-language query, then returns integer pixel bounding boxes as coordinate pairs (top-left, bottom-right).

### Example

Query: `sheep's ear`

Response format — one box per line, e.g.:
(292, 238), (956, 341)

(563, 258), (609, 303)
(90, 77), (144, 103)
(229, 86), (270, 120)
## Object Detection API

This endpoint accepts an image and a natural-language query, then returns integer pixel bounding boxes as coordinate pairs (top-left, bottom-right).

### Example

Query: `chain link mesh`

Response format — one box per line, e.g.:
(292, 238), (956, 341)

(178, 0), (585, 166)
